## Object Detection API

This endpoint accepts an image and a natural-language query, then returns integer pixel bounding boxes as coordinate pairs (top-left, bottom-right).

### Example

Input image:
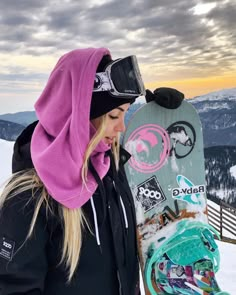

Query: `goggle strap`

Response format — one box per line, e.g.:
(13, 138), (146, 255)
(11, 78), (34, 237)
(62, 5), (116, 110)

(93, 72), (113, 92)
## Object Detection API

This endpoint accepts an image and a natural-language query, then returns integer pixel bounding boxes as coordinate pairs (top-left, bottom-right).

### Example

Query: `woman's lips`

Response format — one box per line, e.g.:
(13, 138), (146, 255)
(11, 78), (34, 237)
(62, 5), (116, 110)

(105, 137), (114, 145)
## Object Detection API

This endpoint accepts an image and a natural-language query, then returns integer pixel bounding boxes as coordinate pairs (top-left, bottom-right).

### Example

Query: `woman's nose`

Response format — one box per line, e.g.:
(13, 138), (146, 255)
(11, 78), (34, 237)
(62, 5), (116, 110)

(116, 119), (126, 133)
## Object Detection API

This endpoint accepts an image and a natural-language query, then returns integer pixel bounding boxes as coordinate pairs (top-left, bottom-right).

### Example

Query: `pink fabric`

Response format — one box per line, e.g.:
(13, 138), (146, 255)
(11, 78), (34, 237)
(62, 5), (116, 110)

(31, 48), (111, 209)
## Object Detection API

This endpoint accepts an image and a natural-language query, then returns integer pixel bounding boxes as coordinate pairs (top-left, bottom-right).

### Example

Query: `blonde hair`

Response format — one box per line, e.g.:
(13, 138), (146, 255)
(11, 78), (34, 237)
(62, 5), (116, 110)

(0, 113), (120, 282)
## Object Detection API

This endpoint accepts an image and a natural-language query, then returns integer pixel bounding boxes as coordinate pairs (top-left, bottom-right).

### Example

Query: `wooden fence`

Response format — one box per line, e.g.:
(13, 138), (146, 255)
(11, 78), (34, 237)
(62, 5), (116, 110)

(207, 201), (236, 244)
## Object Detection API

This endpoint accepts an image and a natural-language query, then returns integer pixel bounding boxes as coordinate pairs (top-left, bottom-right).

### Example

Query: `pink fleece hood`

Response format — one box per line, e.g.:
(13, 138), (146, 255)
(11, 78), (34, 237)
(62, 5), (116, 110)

(31, 48), (111, 209)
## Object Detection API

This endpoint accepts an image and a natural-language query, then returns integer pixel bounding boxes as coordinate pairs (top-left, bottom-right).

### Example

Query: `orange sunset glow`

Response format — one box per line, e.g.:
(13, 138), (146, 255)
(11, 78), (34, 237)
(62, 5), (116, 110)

(146, 74), (236, 98)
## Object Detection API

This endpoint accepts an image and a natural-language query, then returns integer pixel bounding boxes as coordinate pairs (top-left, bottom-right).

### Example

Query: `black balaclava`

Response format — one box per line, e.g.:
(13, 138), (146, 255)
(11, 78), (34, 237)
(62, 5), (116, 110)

(90, 55), (136, 119)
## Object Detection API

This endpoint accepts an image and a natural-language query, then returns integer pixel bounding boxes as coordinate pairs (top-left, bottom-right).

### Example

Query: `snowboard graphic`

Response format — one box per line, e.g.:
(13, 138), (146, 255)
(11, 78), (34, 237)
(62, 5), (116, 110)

(123, 101), (227, 295)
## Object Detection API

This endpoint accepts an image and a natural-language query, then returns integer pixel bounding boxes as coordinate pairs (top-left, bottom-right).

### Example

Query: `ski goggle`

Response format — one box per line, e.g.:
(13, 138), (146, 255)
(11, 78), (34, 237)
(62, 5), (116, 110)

(93, 55), (145, 98)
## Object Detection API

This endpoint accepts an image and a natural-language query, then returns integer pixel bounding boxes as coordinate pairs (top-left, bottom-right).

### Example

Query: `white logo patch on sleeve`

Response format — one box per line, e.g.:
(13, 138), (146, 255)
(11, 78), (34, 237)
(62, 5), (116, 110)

(0, 237), (15, 261)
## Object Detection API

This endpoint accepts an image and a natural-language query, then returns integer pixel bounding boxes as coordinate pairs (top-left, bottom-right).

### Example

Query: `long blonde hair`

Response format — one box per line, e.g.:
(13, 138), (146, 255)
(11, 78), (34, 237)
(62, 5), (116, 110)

(0, 114), (120, 282)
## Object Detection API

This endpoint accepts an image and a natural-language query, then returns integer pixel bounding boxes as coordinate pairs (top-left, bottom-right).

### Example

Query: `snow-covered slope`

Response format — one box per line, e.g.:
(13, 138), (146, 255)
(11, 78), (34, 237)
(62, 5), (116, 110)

(230, 165), (236, 179)
(0, 139), (14, 187)
(189, 88), (236, 147)
(191, 87), (236, 104)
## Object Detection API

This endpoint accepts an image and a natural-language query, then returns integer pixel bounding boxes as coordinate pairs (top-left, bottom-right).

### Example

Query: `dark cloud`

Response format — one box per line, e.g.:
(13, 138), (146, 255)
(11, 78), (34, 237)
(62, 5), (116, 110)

(207, 1), (236, 24)
(206, 2), (236, 47)
(0, 0), (48, 10)
(0, 42), (21, 52)
(0, 14), (32, 26)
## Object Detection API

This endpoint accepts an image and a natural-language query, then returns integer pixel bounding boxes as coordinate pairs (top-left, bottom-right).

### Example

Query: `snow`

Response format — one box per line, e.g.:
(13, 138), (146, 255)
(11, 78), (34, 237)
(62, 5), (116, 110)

(0, 139), (14, 188)
(194, 102), (231, 113)
(209, 187), (236, 202)
(135, 95), (146, 104)
(0, 138), (235, 294)
(190, 87), (236, 103)
(207, 199), (236, 240)
(216, 240), (236, 293)
(230, 165), (236, 179)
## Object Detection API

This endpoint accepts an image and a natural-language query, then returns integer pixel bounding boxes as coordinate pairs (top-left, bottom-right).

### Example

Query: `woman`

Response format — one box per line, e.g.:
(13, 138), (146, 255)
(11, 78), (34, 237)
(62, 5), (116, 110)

(0, 48), (145, 294)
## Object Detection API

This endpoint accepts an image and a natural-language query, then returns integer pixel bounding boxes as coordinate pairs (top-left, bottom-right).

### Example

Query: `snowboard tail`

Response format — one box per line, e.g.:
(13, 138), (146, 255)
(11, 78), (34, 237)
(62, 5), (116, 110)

(145, 220), (221, 294)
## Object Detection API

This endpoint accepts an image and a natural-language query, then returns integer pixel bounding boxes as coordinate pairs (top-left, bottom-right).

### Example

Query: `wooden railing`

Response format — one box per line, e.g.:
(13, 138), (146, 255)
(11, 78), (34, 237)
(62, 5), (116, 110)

(207, 201), (236, 244)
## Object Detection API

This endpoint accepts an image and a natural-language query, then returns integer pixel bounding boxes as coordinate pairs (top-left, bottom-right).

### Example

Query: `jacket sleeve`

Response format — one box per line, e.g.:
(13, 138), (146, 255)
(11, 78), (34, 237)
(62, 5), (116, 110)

(0, 190), (49, 294)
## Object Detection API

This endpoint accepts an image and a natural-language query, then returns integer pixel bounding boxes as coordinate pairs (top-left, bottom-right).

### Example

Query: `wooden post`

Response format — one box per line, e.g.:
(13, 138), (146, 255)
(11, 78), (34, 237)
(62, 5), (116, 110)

(220, 201), (223, 240)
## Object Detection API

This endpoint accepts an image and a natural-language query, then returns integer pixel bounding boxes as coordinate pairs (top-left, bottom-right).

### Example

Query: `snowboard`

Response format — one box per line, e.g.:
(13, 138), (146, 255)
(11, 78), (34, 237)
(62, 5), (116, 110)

(123, 101), (224, 295)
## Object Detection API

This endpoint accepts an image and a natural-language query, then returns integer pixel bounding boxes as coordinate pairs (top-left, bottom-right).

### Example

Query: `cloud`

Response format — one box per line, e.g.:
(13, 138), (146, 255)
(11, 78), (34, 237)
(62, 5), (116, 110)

(0, 0), (235, 110)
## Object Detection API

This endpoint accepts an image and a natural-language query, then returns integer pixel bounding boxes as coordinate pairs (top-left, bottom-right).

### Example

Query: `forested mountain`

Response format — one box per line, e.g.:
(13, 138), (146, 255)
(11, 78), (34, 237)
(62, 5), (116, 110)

(0, 120), (25, 141)
(205, 146), (236, 207)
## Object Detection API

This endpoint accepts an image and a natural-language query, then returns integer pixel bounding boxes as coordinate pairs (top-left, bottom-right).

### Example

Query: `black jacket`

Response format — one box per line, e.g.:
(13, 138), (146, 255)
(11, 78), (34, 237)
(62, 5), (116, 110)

(0, 122), (139, 295)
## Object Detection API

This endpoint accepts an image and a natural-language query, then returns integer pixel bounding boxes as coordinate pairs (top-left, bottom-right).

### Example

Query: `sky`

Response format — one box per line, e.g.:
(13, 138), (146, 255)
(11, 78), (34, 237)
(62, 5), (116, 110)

(0, 0), (236, 114)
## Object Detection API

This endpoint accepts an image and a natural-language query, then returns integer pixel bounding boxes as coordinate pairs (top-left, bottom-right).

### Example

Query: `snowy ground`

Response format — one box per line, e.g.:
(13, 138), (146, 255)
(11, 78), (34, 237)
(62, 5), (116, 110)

(0, 139), (14, 187)
(230, 165), (236, 179)
(0, 139), (235, 294)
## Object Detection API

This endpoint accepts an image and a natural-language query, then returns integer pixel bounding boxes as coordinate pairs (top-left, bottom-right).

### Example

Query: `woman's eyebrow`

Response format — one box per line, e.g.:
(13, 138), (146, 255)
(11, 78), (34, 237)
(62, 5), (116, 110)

(116, 107), (125, 112)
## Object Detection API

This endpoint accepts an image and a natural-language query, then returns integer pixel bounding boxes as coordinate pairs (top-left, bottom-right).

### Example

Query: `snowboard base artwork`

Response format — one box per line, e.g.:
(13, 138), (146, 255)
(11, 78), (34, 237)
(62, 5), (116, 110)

(123, 101), (230, 295)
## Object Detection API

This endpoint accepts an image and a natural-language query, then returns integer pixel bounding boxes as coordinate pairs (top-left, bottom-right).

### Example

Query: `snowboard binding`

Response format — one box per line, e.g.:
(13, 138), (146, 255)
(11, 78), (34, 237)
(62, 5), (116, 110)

(145, 220), (230, 295)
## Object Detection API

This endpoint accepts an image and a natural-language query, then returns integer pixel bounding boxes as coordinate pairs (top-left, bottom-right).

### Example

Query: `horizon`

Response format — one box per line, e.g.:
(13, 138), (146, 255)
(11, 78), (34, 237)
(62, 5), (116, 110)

(1, 86), (236, 115)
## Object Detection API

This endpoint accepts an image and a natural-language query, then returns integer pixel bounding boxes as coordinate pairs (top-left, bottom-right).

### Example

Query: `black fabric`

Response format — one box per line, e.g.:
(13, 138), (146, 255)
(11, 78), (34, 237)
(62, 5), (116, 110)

(145, 87), (184, 109)
(90, 55), (136, 119)
(12, 120), (38, 173)
(0, 123), (139, 295)
(90, 94), (136, 119)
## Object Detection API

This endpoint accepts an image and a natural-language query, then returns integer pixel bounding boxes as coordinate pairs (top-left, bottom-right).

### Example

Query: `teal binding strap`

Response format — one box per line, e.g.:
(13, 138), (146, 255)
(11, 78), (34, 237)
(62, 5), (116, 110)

(145, 220), (221, 295)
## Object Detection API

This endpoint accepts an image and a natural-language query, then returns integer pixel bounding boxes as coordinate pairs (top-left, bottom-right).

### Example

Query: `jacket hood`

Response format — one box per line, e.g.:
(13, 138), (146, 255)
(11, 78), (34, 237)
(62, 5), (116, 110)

(31, 48), (113, 209)
(12, 121), (38, 173)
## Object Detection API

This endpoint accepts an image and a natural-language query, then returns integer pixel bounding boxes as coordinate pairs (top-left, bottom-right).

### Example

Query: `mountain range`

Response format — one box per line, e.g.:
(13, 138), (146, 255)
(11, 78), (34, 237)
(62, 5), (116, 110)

(189, 88), (236, 147)
(0, 111), (37, 127)
(0, 88), (236, 207)
(190, 88), (236, 206)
